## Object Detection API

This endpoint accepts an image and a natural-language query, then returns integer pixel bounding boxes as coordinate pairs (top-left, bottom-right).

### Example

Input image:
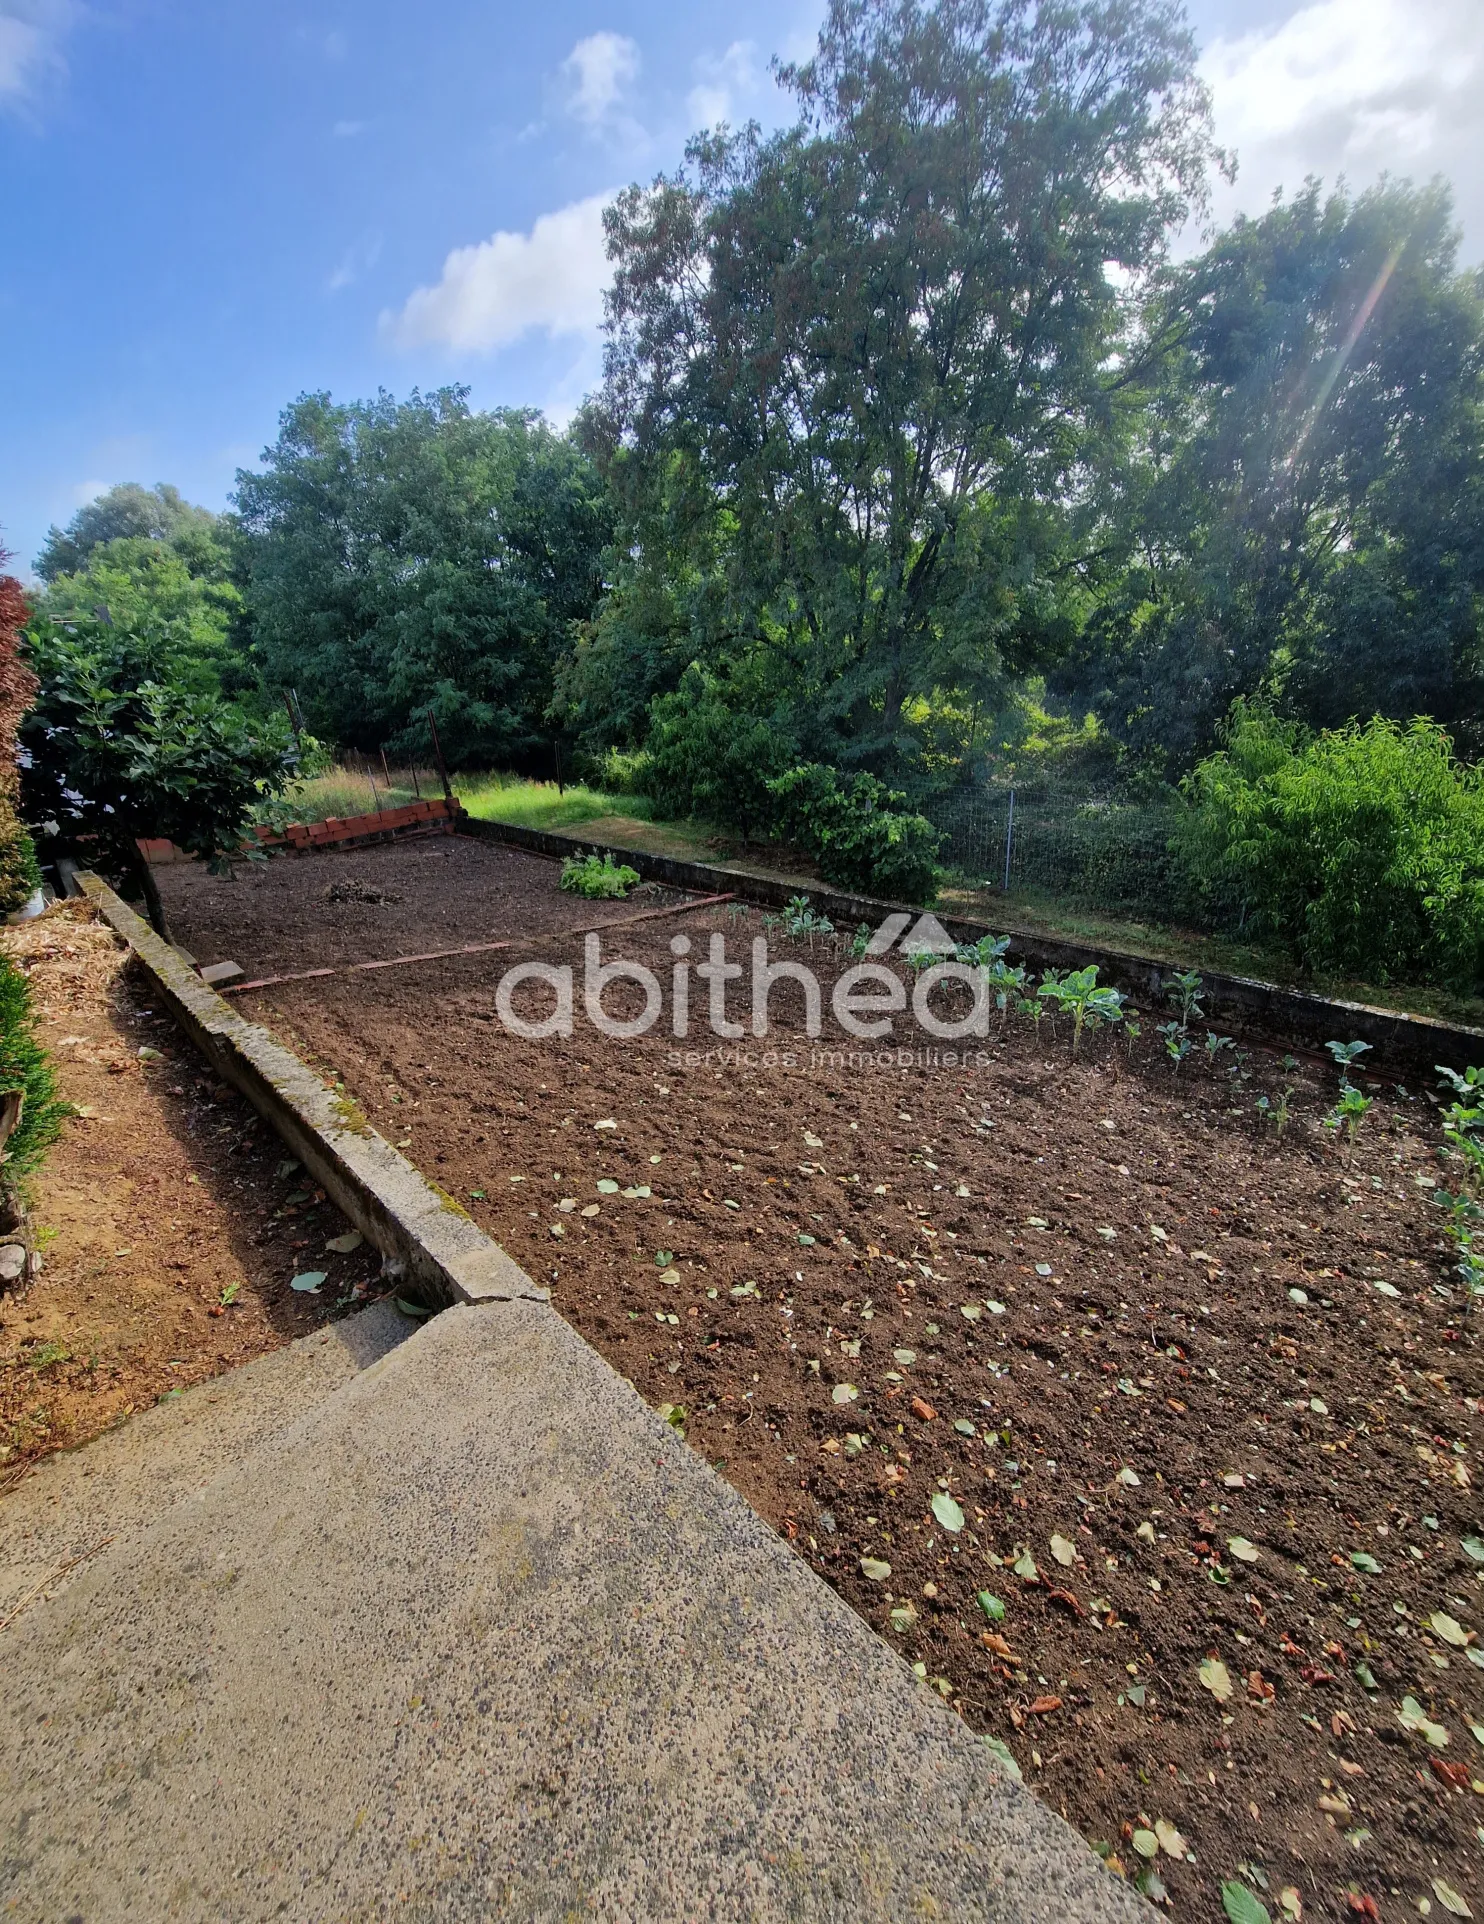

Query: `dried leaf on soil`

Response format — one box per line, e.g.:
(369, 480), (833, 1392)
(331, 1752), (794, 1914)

(1398, 1695), (1450, 1747)
(1199, 1657), (1234, 1702)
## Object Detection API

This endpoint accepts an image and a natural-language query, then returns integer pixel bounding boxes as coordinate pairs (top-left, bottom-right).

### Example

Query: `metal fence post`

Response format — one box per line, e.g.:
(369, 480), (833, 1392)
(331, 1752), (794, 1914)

(1003, 787), (1015, 893)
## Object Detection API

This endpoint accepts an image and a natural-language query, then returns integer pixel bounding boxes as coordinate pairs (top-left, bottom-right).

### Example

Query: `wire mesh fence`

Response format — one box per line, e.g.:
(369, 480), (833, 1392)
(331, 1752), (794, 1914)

(931, 787), (1189, 922)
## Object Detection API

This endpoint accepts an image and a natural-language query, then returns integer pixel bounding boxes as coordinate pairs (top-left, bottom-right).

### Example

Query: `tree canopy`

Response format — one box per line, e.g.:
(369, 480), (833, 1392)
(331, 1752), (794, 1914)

(584, 0), (1217, 785)
(36, 483), (224, 584)
(234, 390), (612, 767)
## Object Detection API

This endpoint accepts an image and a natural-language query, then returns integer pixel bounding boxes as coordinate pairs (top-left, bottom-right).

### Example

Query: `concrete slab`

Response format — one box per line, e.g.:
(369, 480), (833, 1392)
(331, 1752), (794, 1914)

(0, 1297), (412, 1617)
(0, 1301), (1144, 1922)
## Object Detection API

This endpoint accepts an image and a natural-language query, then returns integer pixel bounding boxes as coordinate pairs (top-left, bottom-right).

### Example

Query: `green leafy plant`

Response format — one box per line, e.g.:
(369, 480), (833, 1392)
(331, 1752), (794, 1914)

(1205, 1031), (1233, 1066)
(1255, 1086), (1293, 1138)
(767, 763), (940, 904)
(1435, 1064), (1484, 1307)
(1039, 964), (1124, 1055)
(1157, 1020), (1192, 1072)
(559, 852), (641, 899)
(1180, 708), (1484, 990)
(1326, 1039), (1372, 1076)
(986, 958), (1027, 1027)
(955, 934), (1010, 968)
(1325, 1082), (1373, 1144)
(780, 894), (835, 945)
(849, 922), (873, 958)
(21, 626), (297, 932)
(1165, 970), (1204, 1030)
(0, 958), (68, 1188)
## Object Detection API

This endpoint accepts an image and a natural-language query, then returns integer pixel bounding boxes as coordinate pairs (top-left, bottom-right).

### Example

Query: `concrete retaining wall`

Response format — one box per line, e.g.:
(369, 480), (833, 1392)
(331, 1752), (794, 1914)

(78, 873), (546, 1311)
(462, 817), (1484, 1077)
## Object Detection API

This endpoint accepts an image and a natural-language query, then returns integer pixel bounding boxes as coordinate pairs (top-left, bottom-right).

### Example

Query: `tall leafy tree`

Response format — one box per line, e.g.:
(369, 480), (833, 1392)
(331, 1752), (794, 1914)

(36, 483), (224, 583)
(27, 536), (241, 701)
(597, 0), (1216, 786)
(1062, 179), (1484, 766)
(234, 390), (612, 767)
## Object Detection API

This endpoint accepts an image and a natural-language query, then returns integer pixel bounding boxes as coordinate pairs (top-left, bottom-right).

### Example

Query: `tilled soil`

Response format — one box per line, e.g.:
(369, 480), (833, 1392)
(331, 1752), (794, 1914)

(165, 844), (1484, 1923)
(0, 904), (383, 1479)
(154, 835), (669, 978)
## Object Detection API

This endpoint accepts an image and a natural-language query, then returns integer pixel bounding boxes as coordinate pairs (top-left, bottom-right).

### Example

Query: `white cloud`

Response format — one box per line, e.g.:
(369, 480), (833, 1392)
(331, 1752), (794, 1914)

(69, 476), (109, 509)
(0, 0), (74, 105)
(687, 40), (757, 131)
(332, 118), (364, 138)
(562, 31), (639, 128)
(1204, 0), (1484, 254)
(385, 193), (614, 354)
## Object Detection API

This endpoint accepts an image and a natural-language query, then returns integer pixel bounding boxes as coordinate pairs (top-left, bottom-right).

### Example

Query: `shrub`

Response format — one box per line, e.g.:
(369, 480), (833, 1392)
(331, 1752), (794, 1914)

(0, 959), (67, 1183)
(768, 763), (941, 904)
(560, 853), (640, 899)
(0, 567), (40, 916)
(640, 667), (798, 839)
(1179, 706), (1484, 987)
(20, 626), (297, 931)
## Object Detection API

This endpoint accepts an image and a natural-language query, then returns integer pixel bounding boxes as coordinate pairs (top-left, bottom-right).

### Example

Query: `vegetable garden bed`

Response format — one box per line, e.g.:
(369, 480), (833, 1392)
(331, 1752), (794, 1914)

(158, 838), (1484, 1923)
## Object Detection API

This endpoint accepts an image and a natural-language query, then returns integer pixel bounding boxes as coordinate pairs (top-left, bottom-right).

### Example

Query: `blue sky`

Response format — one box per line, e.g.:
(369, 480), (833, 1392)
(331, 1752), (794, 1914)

(3, 0), (1481, 573)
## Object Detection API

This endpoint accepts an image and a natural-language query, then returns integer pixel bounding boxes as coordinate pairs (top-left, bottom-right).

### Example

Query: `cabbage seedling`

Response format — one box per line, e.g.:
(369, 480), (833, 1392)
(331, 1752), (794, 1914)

(1157, 1021), (1191, 1072)
(1325, 1082), (1373, 1143)
(1325, 1039), (1372, 1078)
(1165, 970), (1204, 1030)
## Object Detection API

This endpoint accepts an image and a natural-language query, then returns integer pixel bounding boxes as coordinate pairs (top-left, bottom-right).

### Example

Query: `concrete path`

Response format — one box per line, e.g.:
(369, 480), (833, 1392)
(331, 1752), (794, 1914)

(0, 1297), (1146, 1922)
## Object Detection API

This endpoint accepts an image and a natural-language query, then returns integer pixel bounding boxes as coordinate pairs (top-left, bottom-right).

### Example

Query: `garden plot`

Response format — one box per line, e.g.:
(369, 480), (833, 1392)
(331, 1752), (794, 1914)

(164, 848), (1484, 1921)
(153, 835), (667, 980)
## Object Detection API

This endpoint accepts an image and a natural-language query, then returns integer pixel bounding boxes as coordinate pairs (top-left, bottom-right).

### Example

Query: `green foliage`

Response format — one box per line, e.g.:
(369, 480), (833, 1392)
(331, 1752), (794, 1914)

(601, 0), (1215, 780)
(559, 853), (640, 900)
(767, 763), (941, 903)
(0, 959), (67, 1182)
(641, 665), (799, 839)
(28, 535), (240, 700)
(1062, 180), (1484, 766)
(36, 483), (224, 584)
(1179, 707), (1484, 987)
(1037, 964), (1124, 1054)
(1325, 1083), (1374, 1144)
(21, 627), (297, 885)
(773, 895), (834, 940)
(235, 390), (610, 766)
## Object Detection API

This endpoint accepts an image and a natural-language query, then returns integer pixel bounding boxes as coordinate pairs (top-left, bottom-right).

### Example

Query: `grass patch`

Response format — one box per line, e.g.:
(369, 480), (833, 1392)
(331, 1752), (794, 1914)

(453, 774), (650, 832)
(276, 766), (431, 822)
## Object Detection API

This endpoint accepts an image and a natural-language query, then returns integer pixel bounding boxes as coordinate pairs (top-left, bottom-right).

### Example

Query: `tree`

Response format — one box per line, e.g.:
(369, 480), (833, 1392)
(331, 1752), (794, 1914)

(599, 0), (1216, 790)
(234, 390), (612, 767)
(26, 535), (241, 701)
(36, 483), (224, 583)
(20, 626), (296, 934)
(1060, 179), (1484, 767)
